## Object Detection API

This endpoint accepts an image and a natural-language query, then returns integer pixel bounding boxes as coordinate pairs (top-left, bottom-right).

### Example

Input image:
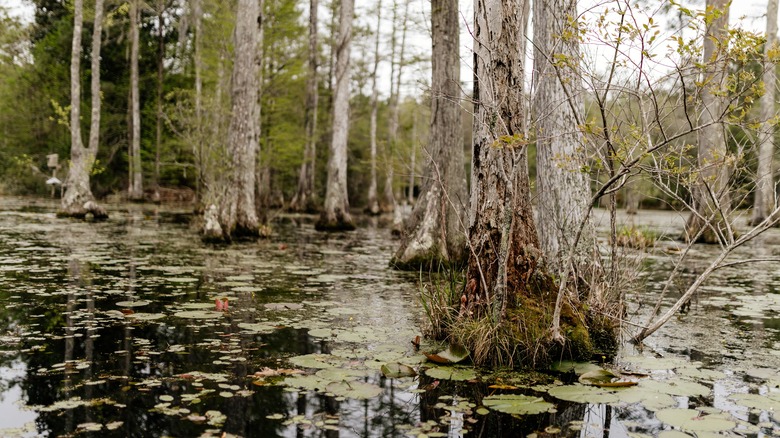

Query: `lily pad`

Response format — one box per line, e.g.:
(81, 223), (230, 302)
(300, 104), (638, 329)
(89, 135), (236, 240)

(237, 322), (276, 334)
(655, 408), (736, 432)
(325, 381), (382, 399)
(283, 375), (330, 392)
(288, 354), (342, 369)
(424, 344), (469, 364)
(264, 302), (303, 311)
(579, 369), (637, 387)
(173, 310), (223, 319)
(381, 363), (417, 378)
(425, 366), (477, 381)
(551, 360), (602, 375)
(640, 378), (709, 397)
(116, 300), (151, 308)
(482, 394), (554, 415)
(614, 388), (677, 411)
(547, 384), (619, 404)
(127, 312), (165, 321)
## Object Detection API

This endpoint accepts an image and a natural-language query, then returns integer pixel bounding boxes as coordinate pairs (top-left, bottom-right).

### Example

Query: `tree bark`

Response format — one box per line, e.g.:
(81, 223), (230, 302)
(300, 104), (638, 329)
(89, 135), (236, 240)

(193, 0), (204, 207)
(153, 0), (166, 203)
(532, 0), (594, 272)
(316, 0), (355, 231)
(60, 0), (107, 219)
(466, 0), (537, 321)
(202, 0), (261, 241)
(750, 0), (778, 225)
(382, 0), (409, 213)
(391, 0), (466, 269)
(684, 0), (732, 243)
(365, 0), (382, 216)
(128, 0), (144, 201)
(290, 0), (320, 213)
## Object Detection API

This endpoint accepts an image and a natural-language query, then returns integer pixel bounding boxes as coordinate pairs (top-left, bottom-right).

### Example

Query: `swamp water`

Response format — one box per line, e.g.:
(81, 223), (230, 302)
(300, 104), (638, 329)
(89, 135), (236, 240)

(0, 198), (778, 437)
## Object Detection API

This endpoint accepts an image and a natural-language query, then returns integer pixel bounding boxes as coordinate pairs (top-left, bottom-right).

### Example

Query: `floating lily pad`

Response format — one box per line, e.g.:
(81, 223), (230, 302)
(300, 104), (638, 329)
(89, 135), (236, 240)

(173, 310), (223, 319)
(424, 344), (469, 364)
(116, 300), (150, 308)
(655, 408), (736, 432)
(283, 375), (329, 392)
(381, 363), (417, 378)
(578, 369), (637, 387)
(482, 394), (554, 415)
(640, 378), (709, 397)
(730, 392), (780, 412)
(237, 322), (276, 334)
(614, 388), (677, 411)
(127, 312), (165, 321)
(264, 302), (303, 311)
(325, 381), (382, 399)
(288, 354), (341, 369)
(425, 366), (477, 381)
(315, 367), (369, 381)
(547, 384), (619, 404)
(307, 328), (333, 338)
(551, 360), (602, 375)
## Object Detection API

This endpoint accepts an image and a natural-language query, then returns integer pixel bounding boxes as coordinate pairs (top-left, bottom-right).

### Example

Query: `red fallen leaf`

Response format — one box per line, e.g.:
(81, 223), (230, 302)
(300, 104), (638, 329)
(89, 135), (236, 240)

(278, 244), (288, 250)
(411, 336), (421, 351)
(120, 309), (134, 315)
(254, 367), (304, 377)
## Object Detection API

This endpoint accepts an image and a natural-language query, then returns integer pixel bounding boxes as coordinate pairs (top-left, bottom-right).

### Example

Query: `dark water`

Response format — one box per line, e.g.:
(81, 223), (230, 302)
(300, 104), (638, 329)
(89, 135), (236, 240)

(0, 198), (779, 437)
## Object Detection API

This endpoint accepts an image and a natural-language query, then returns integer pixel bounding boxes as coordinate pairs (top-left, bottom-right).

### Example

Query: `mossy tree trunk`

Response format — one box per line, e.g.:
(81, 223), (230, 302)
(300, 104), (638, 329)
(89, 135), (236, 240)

(532, 0), (594, 273)
(316, 0), (355, 231)
(391, 0), (466, 269)
(60, 0), (107, 219)
(290, 0), (320, 213)
(684, 0), (732, 243)
(750, 0), (778, 226)
(202, 0), (261, 241)
(454, 0), (594, 367)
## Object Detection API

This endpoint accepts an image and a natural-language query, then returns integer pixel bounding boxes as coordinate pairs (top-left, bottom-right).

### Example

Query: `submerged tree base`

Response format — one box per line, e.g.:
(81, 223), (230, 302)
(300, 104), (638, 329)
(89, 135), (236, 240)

(57, 201), (109, 220)
(423, 269), (619, 369)
(315, 212), (355, 232)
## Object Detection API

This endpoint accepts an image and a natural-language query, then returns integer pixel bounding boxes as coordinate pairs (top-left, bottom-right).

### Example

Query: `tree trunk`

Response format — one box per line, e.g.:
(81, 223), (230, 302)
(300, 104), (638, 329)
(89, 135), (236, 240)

(316, 0), (355, 231)
(365, 0), (382, 216)
(128, 0), (144, 201)
(60, 0), (107, 219)
(382, 0), (408, 213)
(408, 108), (416, 205)
(532, 0), (594, 272)
(202, 0), (261, 241)
(750, 0), (778, 226)
(193, 0), (204, 208)
(391, 0), (466, 269)
(153, 0), (165, 203)
(684, 0), (732, 243)
(290, 0), (320, 213)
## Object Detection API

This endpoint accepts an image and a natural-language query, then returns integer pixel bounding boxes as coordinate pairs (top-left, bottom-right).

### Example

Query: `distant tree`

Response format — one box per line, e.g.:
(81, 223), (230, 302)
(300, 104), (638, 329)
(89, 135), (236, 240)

(128, 0), (143, 201)
(60, 0), (107, 219)
(316, 0), (355, 231)
(684, 0), (732, 243)
(750, 0), (778, 225)
(202, 0), (261, 240)
(365, 0), (383, 216)
(532, 0), (594, 271)
(392, 0), (466, 269)
(289, 0), (320, 213)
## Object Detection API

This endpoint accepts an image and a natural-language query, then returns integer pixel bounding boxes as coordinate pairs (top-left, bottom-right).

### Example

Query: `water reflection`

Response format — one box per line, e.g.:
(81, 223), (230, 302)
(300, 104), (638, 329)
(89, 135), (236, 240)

(0, 201), (780, 436)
